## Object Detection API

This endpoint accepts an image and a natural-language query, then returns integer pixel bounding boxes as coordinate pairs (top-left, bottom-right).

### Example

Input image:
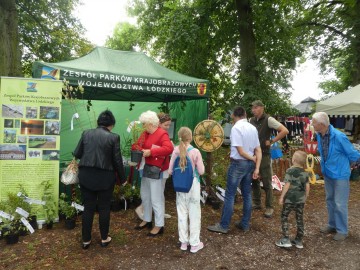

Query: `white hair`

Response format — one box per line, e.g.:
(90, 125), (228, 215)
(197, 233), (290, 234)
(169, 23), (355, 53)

(139, 110), (159, 126)
(312, 112), (330, 126)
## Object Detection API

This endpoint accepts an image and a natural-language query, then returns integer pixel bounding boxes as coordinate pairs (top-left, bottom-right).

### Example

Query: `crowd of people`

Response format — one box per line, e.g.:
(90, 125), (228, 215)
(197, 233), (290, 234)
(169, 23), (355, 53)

(73, 100), (360, 252)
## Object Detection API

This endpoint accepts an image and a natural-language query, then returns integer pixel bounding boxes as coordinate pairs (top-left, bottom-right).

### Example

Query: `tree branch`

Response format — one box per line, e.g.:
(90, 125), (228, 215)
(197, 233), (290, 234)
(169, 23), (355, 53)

(299, 21), (348, 39)
(313, 0), (345, 9)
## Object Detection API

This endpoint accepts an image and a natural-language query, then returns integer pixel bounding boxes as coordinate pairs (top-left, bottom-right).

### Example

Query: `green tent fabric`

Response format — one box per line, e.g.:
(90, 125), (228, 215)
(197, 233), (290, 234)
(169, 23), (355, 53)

(31, 47), (210, 163)
(60, 99), (208, 163)
(32, 47), (209, 102)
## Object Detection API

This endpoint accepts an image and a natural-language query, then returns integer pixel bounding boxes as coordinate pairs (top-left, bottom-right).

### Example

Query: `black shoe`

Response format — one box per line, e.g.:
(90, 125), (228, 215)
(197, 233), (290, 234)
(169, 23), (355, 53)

(252, 205), (262, 210)
(82, 241), (91, 250)
(100, 236), (112, 247)
(134, 221), (153, 230)
(234, 221), (250, 232)
(147, 227), (164, 237)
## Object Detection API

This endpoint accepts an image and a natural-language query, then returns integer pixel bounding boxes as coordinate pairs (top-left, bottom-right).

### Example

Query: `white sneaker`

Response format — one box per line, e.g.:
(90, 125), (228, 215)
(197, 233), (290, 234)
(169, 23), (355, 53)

(180, 242), (188, 251)
(164, 213), (172, 219)
(190, 242), (204, 253)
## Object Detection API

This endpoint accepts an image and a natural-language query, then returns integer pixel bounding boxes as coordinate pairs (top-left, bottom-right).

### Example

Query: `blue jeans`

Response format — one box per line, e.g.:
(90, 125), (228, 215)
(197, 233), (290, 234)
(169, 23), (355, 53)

(324, 177), (350, 234)
(220, 159), (255, 230)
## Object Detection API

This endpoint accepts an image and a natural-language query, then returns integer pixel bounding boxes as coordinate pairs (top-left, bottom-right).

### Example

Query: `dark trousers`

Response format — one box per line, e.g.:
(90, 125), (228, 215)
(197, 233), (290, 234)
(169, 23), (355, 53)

(281, 203), (305, 240)
(80, 184), (114, 242)
(252, 154), (273, 208)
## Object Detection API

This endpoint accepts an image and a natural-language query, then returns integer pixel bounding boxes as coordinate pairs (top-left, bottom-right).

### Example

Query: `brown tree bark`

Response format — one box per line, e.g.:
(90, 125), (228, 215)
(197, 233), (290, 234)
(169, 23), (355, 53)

(234, 0), (260, 91)
(350, 0), (360, 86)
(0, 0), (22, 77)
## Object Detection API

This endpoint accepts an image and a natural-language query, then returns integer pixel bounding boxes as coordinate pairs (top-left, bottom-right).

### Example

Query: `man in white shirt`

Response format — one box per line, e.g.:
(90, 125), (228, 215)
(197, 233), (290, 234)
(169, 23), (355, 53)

(208, 106), (262, 234)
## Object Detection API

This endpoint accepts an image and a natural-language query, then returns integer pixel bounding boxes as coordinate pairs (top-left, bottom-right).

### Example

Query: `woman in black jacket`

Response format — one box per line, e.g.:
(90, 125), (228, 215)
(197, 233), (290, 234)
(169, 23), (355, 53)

(74, 110), (125, 249)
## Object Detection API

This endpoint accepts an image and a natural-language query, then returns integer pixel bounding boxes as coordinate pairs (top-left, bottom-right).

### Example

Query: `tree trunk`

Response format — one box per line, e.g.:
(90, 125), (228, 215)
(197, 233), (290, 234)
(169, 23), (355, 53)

(350, 1), (360, 86)
(0, 0), (22, 77)
(235, 0), (260, 93)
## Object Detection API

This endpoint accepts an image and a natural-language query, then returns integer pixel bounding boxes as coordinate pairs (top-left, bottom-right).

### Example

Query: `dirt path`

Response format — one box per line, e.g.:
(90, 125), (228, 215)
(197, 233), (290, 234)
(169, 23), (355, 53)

(1, 182), (360, 270)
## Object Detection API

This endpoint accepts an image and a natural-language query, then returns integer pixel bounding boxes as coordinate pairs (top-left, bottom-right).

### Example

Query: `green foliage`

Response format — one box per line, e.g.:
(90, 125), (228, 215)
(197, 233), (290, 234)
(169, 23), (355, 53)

(58, 193), (77, 219)
(117, 184), (140, 200)
(105, 22), (139, 51)
(40, 180), (57, 224)
(211, 146), (230, 189)
(126, 0), (305, 115)
(300, 0), (360, 93)
(113, 229), (128, 245)
(0, 192), (28, 235)
(16, 0), (93, 76)
(120, 132), (133, 158)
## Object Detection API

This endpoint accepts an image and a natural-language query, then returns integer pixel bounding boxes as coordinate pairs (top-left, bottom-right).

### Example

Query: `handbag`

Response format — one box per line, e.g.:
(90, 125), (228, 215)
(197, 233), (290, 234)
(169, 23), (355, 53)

(142, 164), (161, 179)
(60, 159), (79, 185)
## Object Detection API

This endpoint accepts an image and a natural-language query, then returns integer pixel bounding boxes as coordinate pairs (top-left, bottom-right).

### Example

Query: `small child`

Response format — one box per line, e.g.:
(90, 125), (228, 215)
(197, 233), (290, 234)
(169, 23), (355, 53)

(275, 150), (310, 249)
(168, 127), (205, 253)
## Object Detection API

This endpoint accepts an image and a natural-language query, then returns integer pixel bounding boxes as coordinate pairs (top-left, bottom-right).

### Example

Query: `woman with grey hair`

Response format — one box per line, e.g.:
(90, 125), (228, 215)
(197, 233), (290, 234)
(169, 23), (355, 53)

(132, 110), (174, 236)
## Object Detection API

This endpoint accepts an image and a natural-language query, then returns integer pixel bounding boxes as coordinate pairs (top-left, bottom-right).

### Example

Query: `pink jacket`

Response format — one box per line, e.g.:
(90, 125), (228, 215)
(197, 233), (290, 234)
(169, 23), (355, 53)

(168, 145), (205, 176)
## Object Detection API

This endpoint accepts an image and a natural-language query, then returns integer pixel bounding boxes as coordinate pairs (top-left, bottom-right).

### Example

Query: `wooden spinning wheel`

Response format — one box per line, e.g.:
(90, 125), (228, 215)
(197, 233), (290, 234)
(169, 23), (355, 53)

(193, 120), (224, 152)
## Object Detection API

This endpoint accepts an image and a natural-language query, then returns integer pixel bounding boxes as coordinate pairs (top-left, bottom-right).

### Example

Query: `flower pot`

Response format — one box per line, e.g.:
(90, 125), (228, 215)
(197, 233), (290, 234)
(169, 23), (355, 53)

(46, 221), (54, 229)
(59, 213), (66, 221)
(208, 196), (222, 210)
(19, 225), (28, 236)
(28, 215), (38, 230)
(110, 200), (122, 212)
(64, 218), (76, 230)
(5, 233), (19, 244)
(131, 150), (143, 163)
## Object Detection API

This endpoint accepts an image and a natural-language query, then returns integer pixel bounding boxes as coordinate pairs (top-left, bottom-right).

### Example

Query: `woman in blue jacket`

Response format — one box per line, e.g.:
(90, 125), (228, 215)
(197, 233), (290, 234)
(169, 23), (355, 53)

(312, 112), (360, 241)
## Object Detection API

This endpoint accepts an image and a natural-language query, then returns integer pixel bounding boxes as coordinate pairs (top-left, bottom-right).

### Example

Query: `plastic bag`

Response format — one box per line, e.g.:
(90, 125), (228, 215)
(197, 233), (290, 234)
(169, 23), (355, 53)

(61, 159), (79, 185)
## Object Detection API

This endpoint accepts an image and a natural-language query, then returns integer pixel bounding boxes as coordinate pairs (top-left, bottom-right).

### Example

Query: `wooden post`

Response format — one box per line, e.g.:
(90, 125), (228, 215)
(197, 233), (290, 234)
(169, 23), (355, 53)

(205, 152), (213, 187)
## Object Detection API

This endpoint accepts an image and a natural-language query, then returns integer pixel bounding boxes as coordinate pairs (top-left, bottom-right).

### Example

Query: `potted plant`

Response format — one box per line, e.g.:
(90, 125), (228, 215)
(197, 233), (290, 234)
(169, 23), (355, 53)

(127, 185), (141, 209)
(120, 184), (141, 209)
(128, 121), (145, 164)
(40, 180), (57, 229)
(4, 192), (30, 236)
(18, 185), (38, 230)
(111, 185), (123, 212)
(1, 219), (21, 244)
(58, 193), (77, 229)
(0, 198), (21, 244)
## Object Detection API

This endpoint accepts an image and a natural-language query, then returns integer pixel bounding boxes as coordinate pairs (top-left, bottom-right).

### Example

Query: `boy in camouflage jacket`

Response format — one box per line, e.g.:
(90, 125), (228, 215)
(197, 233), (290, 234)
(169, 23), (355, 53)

(275, 151), (310, 249)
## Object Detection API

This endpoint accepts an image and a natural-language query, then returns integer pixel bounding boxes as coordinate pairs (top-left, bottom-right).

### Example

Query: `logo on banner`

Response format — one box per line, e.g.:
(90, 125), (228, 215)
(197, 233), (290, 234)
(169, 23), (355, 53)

(26, 82), (37, 92)
(197, 83), (207, 96)
(41, 66), (60, 80)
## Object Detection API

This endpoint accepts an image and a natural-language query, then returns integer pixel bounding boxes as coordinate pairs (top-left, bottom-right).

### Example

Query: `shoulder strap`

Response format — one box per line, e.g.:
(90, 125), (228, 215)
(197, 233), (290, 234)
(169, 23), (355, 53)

(185, 146), (198, 178)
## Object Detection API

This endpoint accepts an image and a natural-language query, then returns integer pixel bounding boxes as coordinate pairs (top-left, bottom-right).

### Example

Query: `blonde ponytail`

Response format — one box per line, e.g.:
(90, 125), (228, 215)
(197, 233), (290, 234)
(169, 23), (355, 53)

(177, 127), (193, 172)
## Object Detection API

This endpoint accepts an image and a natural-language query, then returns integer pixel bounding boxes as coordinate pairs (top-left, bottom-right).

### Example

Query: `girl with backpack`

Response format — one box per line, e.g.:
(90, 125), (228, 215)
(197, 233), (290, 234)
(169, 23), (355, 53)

(168, 127), (205, 253)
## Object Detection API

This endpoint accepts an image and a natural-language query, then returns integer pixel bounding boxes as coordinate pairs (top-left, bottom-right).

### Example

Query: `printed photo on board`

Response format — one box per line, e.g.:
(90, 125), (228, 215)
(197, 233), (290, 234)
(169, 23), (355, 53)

(26, 107), (38, 119)
(3, 129), (16, 143)
(4, 119), (14, 128)
(20, 120), (44, 135)
(0, 144), (26, 160)
(42, 150), (59, 160)
(28, 136), (56, 149)
(45, 121), (60, 135)
(40, 106), (59, 120)
(2, 104), (23, 118)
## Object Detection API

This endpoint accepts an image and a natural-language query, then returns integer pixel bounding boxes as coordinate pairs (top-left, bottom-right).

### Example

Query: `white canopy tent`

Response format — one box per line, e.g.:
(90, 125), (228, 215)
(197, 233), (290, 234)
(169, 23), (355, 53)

(316, 84), (360, 116)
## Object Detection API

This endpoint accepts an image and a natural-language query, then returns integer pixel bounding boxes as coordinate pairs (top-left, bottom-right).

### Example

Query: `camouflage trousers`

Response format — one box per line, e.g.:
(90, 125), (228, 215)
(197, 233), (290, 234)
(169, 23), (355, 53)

(281, 203), (305, 240)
